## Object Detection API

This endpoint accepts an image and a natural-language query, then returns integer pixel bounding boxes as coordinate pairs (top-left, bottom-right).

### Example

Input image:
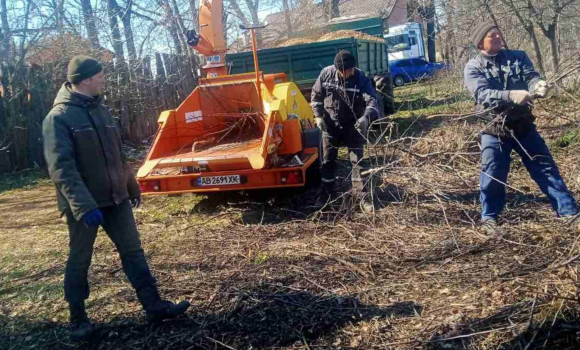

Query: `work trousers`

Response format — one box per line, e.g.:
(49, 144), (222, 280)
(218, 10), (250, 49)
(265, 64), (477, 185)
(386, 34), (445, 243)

(321, 127), (368, 193)
(64, 200), (156, 304)
(479, 129), (577, 220)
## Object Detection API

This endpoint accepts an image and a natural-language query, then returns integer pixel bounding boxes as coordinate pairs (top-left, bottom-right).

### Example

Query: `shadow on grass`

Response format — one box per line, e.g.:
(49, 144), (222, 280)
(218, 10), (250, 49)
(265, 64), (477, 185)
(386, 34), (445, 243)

(0, 281), (422, 349)
(426, 300), (580, 349)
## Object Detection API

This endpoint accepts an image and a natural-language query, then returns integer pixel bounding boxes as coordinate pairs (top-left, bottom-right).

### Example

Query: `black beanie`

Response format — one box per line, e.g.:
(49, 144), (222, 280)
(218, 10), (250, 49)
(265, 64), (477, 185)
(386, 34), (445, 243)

(470, 23), (496, 48)
(334, 50), (356, 71)
(67, 56), (103, 84)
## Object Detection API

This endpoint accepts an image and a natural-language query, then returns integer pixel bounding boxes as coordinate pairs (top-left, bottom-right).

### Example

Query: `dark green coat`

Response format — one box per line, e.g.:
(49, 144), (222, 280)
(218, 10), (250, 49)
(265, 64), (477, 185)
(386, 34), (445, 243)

(42, 83), (140, 221)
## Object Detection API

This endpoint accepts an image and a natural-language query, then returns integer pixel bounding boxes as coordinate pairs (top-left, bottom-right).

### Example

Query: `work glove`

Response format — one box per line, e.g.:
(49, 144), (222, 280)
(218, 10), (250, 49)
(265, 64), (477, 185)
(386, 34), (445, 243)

(82, 208), (104, 228)
(130, 197), (141, 208)
(508, 90), (532, 106)
(315, 117), (327, 132)
(355, 116), (369, 136)
(533, 80), (549, 98)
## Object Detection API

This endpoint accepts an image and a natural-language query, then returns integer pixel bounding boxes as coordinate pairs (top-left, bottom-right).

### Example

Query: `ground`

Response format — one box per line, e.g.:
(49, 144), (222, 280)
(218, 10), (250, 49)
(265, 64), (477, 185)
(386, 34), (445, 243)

(1, 73), (580, 349)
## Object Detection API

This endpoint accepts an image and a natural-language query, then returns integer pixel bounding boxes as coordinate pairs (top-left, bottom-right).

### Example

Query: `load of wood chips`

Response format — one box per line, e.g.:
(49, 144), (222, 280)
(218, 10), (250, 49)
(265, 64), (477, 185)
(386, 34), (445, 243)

(273, 29), (384, 48)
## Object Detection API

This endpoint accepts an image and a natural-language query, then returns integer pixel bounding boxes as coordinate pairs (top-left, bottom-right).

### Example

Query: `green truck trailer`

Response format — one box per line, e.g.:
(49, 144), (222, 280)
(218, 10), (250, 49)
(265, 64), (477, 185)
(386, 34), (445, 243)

(226, 21), (395, 115)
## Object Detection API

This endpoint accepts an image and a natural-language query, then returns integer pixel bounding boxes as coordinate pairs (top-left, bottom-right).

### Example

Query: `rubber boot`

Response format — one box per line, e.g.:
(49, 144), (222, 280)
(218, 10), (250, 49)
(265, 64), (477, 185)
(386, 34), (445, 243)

(69, 300), (95, 341)
(137, 286), (191, 323)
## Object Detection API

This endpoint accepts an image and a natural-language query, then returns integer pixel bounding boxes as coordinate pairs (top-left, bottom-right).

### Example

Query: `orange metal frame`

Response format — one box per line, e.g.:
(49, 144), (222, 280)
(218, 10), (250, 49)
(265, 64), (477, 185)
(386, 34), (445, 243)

(140, 147), (317, 195)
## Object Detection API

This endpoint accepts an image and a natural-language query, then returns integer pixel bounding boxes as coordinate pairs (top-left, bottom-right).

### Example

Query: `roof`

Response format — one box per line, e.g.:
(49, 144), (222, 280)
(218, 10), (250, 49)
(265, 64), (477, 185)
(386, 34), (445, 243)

(258, 0), (402, 48)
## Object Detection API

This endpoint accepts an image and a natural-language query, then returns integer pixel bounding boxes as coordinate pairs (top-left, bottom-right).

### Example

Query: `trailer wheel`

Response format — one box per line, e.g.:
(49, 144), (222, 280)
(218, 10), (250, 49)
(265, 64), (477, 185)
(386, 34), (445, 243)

(305, 130), (322, 188)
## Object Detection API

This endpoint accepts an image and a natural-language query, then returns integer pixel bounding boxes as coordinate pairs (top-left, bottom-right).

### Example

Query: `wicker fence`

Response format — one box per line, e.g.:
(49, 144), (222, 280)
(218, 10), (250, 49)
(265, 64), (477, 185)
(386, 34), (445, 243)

(0, 54), (198, 173)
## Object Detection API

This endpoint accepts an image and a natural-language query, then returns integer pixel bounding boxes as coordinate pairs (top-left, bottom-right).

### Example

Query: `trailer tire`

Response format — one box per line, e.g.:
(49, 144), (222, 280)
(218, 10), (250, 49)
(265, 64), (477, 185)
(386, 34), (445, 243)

(304, 128), (322, 188)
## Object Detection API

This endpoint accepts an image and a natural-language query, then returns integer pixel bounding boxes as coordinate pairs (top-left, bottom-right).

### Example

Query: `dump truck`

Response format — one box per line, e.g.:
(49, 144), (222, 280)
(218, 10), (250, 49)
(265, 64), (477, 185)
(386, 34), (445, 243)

(136, 0), (322, 196)
(226, 17), (395, 115)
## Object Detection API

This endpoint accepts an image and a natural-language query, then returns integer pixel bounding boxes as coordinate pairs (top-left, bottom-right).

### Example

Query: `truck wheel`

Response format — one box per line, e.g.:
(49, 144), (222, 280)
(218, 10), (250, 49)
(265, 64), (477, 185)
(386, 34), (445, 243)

(393, 75), (405, 87)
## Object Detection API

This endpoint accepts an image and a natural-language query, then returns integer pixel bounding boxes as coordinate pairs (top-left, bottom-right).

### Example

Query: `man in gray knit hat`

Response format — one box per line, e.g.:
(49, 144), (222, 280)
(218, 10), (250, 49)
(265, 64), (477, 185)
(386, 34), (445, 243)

(43, 56), (190, 340)
(464, 23), (578, 235)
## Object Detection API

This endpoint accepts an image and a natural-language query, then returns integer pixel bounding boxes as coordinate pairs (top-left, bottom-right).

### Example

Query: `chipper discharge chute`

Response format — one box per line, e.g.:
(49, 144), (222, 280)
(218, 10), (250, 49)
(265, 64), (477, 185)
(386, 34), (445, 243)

(136, 0), (321, 195)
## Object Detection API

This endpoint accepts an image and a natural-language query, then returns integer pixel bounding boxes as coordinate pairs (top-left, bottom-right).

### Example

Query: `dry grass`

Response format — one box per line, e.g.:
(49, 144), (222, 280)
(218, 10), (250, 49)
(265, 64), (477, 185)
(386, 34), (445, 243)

(2, 78), (580, 349)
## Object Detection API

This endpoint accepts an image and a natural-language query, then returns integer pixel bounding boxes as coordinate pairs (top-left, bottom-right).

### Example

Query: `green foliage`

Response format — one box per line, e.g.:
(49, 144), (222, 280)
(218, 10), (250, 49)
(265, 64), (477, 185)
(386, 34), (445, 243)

(555, 129), (580, 148)
(0, 170), (50, 193)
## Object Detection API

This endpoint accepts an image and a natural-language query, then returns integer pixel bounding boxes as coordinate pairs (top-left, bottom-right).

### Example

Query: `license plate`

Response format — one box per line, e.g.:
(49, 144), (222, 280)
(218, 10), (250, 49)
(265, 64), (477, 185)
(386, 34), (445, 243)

(197, 175), (241, 186)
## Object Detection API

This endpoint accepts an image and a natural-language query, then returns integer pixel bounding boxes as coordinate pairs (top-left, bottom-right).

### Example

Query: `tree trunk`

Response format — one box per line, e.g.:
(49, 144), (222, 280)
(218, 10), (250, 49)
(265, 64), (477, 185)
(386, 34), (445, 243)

(282, 0), (292, 35)
(442, 0), (456, 64)
(330, 0), (340, 19)
(158, 0), (184, 55)
(120, 0), (138, 62)
(546, 25), (560, 72)
(243, 0), (262, 44)
(189, 0), (198, 29)
(80, 0), (100, 49)
(426, 2), (436, 62)
(170, 0), (190, 55)
(0, 0), (10, 60)
(57, 0), (65, 33)
(107, 0), (125, 61)
(528, 24), (545, 75)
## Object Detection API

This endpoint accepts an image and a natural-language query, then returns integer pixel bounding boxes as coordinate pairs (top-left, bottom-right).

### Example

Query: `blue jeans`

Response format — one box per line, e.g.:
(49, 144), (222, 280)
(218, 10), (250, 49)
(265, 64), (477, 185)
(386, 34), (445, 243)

(480, 129), (577, 220)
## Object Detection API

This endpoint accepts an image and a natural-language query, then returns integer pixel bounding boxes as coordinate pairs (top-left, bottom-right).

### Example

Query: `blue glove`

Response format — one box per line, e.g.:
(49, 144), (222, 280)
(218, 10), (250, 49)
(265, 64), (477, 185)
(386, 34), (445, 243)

(130, 197), (141, 208)
(82, 208), (104, 228)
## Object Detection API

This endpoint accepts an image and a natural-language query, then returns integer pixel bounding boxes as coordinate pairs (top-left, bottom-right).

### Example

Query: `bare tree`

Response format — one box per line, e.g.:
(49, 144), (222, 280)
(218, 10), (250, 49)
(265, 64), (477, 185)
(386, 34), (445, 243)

(0, 0), (10, 61)
(80, 0), (100, 48)
(107, 0), (126, 61)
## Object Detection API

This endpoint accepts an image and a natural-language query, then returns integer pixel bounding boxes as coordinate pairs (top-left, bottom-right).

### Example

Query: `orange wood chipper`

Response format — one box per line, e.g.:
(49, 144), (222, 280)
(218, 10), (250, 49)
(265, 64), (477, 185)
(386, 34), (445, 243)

(136, 0), (321, 195)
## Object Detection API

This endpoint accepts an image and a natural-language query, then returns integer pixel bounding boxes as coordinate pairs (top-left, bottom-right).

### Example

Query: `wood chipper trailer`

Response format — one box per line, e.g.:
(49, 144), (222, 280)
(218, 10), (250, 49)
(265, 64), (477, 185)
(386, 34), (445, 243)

(136, 0), (321, 196)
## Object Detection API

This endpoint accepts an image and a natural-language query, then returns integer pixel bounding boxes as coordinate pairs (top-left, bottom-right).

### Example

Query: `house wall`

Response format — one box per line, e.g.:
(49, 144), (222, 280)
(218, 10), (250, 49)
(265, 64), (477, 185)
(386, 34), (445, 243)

(388, 0), (408, 27)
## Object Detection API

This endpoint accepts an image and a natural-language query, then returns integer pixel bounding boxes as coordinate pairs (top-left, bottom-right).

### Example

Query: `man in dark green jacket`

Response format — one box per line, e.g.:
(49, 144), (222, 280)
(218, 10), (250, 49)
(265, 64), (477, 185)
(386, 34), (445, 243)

(43, 56), (190, 340)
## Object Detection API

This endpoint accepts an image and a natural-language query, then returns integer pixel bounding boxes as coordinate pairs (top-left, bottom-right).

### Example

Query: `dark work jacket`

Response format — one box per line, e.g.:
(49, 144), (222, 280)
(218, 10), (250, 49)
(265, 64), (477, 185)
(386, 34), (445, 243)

(310, 66), (379, 135)
(464, 49), (543, 138)
(42, 83), (140, 221)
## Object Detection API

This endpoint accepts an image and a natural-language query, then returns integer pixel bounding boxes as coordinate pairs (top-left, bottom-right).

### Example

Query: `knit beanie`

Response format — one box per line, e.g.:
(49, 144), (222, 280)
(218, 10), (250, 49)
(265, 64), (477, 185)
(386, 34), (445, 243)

(334, 50), (356, 71)
(67, 56), (103, 84)
(470, 23), (496, 48)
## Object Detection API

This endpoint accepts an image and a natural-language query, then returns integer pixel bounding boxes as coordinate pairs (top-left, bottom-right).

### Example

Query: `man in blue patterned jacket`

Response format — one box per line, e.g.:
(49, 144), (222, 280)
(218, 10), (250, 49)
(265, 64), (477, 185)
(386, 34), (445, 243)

(464, 23), (578, 235)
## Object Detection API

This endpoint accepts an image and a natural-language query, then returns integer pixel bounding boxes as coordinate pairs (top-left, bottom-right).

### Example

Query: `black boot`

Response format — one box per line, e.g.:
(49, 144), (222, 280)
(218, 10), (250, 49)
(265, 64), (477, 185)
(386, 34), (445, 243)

(145, 300), (191, 323)
(314, 181), (336, 208)
(69, 300), (95, 341)
(137, 286), (191, 323)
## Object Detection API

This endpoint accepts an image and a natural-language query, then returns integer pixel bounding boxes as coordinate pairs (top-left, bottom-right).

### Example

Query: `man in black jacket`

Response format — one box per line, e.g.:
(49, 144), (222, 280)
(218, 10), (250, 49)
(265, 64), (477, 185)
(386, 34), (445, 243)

(311, 50), (380, 212)
(43, 56), (190, 340)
